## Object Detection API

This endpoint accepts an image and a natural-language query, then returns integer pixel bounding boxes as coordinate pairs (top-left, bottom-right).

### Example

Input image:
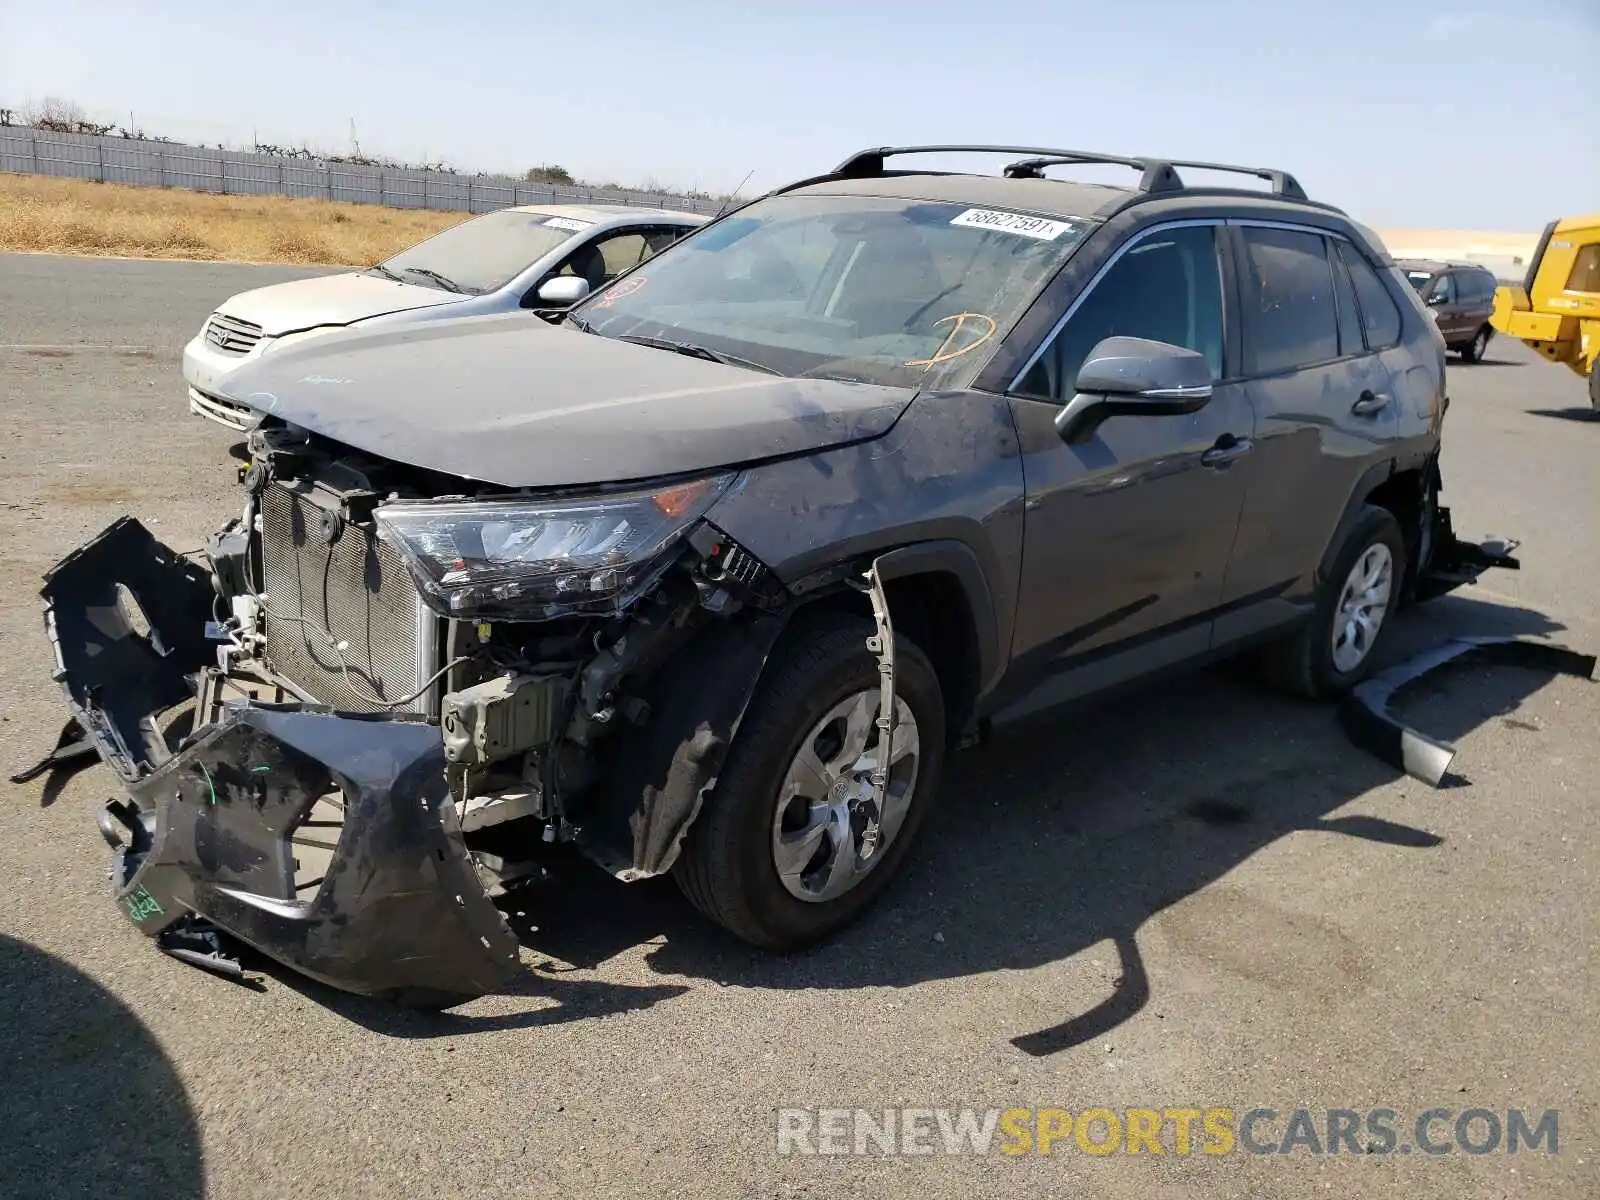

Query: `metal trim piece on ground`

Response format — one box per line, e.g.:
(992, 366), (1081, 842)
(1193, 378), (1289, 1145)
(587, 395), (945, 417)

(1341, 636), (1596, 785)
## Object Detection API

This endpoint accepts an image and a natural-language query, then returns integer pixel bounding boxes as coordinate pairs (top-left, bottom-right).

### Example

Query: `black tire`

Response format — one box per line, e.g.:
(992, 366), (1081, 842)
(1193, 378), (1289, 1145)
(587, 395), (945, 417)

(1261, 505), (1407, 699)
(673, 613), (946, 950)
(1589, 361), (1600, 412)
(1460, 325), (1490, 363)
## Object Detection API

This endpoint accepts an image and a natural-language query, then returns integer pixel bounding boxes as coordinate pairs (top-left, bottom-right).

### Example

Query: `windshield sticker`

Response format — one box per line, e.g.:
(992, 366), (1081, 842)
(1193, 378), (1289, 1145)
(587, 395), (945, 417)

(906, 312), (997, 368)
(543, 216), (595, 233)
(592, 275), (647, 308)
(949, 208), (1074, 241)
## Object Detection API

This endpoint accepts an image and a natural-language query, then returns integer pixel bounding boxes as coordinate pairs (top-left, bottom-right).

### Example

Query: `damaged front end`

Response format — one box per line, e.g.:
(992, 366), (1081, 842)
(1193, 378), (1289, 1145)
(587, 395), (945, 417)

(26, 424), (790, 1006)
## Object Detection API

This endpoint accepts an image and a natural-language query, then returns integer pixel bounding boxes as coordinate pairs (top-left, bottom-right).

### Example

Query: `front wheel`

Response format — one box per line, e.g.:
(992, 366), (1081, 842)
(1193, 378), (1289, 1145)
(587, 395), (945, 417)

(673, 614), (946, 950)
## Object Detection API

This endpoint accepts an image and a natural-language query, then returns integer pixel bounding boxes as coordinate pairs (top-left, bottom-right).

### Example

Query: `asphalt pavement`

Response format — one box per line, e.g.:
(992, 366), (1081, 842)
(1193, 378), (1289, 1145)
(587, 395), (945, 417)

(0, 252), (1595, 1199)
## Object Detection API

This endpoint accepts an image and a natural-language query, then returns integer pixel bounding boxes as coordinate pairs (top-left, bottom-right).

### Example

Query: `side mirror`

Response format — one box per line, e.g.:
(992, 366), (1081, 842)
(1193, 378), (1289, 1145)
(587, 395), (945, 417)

(530, 276), (591, 307)
(1426, 290), (1447, 306)
(1054, 336), (1213, 444)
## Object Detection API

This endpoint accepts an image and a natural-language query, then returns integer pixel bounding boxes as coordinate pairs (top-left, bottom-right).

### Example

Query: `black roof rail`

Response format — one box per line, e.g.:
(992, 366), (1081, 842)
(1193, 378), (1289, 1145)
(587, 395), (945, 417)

(829, 144), (1310, 202)
(1158, 158), (1308, 201)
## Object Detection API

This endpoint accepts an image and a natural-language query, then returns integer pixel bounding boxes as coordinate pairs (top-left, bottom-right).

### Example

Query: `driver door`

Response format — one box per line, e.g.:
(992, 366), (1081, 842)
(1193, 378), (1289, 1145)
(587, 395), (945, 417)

(1005, 221), (1255, 694)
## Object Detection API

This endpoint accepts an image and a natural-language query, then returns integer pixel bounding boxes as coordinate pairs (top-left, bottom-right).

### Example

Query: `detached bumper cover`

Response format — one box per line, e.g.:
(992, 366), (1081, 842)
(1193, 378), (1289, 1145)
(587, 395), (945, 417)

(1342, 637), (1596, 786)
(36, 519), (520, 1007)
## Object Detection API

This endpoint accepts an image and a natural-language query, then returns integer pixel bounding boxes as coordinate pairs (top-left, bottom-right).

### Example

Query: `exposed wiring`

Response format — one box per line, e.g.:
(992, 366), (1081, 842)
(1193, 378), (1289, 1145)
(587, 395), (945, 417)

(236, 507), (465, 710)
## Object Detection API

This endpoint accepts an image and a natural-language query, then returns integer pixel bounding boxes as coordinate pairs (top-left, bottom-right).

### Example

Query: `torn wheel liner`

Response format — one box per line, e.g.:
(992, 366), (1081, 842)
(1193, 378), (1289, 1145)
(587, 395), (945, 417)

(111, 706), (520, 1007)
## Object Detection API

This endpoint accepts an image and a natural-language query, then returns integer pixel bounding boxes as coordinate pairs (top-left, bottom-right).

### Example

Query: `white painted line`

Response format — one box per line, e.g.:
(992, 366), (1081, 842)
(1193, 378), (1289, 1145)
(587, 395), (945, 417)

(0, 343), (166, 352)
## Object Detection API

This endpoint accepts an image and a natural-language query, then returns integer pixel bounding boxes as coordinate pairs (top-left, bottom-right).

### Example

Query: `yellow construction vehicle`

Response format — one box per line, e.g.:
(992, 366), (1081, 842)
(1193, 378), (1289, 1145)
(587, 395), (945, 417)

(1492, 213), (1600, 408)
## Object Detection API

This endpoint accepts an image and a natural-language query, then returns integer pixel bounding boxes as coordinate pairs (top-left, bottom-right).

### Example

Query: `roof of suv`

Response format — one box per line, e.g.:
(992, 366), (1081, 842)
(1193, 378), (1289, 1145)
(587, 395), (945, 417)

(1396, 257), (1495, 275)
(776, 144), (1344, 224)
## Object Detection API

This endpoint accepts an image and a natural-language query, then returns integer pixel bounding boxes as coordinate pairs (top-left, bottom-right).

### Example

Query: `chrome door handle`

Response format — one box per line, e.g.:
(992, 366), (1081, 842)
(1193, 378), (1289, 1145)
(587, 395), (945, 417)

(1201, 435), (1253, 468)
(1352, 390), (1391, 416)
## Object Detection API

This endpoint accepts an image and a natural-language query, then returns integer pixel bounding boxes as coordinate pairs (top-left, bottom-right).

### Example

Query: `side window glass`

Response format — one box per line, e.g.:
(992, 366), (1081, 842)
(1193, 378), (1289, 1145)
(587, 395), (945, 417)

(1330, 245), (1365, 356)
(1338, 244), (1403, 348)
(1241, 226), (1339, 374)
(1431, 273), (1457, 304)
(1017, 224), (1224, 400)
(1565, 245), (1600, 295)
(596, 232), (649, 278)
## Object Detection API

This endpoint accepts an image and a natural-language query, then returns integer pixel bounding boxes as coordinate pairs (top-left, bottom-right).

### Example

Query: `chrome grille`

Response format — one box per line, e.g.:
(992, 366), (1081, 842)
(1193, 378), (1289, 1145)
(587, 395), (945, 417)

(259, 484), (429, 713)
(204, 312), (264, 354)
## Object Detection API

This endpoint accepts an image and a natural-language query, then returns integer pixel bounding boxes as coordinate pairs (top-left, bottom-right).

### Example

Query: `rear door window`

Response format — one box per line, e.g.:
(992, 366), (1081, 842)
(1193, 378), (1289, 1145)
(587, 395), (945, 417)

(1015, 223), (1224, 400)
(1240, 226), (1340, 374)
(1337, 245), (1404, 348)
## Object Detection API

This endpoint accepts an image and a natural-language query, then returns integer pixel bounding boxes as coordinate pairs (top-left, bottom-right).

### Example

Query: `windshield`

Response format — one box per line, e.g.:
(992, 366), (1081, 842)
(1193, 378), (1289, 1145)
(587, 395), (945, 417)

(377, 210), (589, 294)
(574, 194), (1086, 387)
(1405, 270), (1436, 294)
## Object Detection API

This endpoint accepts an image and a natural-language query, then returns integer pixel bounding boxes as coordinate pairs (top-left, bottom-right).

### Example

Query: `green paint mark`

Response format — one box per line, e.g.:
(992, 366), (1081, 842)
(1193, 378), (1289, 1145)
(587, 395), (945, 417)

(123, 886), (165, 924)
(196, 760), (217, 806)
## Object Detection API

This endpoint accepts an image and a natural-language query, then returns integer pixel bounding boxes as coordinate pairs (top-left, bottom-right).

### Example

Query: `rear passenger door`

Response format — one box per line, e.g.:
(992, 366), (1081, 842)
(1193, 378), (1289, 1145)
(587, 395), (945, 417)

(1219, 223), (1400, 625)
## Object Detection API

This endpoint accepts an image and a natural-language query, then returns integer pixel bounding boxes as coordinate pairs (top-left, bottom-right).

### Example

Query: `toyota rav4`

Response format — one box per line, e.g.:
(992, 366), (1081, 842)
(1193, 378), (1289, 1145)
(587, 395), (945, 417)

(26, 145), (1514, 1007)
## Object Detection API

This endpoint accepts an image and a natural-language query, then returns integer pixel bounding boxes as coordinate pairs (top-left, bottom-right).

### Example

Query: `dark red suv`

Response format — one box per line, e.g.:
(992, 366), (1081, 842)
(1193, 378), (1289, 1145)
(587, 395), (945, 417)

(1399, 259), (1500, 362)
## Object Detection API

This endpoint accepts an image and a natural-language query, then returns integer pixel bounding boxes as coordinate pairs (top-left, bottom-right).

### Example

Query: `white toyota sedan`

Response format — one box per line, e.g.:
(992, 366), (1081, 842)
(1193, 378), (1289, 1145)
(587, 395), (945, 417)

(184, 203), (705, 429)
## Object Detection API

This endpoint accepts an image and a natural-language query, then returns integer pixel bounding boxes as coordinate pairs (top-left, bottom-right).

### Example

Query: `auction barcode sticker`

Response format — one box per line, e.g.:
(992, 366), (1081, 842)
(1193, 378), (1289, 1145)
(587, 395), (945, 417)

(543, 216), (595, 233)
(949, 208), (1074, 241)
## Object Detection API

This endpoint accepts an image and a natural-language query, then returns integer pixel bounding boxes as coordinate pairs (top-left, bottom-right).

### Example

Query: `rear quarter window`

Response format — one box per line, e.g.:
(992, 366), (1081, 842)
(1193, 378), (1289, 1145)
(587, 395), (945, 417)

(1338, 244), (1404, 349)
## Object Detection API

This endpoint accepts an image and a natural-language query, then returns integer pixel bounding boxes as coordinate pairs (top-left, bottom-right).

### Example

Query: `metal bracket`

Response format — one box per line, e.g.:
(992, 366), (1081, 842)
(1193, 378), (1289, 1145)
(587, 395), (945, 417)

(854, 560), (897, 859)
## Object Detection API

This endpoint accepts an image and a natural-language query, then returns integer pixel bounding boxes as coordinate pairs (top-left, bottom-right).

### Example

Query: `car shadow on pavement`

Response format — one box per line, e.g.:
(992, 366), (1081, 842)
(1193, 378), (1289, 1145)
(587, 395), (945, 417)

(262, 953), (691, 1039)
(1527, 407), (1600, 423)
(514, 594), (1584, 1056)
(0, 934), (204, 1198)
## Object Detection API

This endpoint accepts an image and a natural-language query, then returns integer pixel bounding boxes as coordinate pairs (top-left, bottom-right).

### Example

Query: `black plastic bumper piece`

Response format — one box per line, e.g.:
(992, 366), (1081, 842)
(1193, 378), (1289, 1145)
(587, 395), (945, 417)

(1341, 637), (1596, 785)
(115, 705), (522, 1008)
(39, 516), (216, 783)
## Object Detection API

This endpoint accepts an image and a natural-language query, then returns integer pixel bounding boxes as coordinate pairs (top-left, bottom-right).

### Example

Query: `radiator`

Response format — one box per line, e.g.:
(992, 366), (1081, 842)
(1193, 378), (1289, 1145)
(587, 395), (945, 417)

(258, 483), (436, 714)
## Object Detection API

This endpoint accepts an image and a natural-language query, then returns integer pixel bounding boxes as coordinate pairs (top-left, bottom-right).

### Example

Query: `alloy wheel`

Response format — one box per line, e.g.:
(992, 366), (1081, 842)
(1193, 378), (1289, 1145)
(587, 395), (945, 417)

(770, 689), (921, 903)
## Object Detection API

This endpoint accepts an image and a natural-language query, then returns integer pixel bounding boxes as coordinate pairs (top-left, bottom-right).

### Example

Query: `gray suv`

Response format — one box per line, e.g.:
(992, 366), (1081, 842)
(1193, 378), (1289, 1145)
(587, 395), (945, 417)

(27, 145), (1511, 1007)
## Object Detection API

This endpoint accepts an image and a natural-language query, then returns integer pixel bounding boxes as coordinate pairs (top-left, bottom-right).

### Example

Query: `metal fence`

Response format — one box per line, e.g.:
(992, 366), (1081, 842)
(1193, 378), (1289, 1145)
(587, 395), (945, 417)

(0, 126), (723, 216)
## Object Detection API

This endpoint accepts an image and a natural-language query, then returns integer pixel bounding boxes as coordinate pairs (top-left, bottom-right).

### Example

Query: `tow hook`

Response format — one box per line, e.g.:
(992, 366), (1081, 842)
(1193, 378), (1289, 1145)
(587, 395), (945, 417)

(850, 559), (897, 860)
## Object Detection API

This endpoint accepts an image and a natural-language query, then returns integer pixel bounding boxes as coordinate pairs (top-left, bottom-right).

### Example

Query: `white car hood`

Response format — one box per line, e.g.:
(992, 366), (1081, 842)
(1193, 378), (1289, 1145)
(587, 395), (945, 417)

(213, 272), (465, 336)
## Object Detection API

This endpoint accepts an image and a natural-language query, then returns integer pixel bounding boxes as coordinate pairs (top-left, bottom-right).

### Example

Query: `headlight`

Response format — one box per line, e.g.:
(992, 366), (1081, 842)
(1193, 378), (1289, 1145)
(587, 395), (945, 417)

(374, 474), (733, 619)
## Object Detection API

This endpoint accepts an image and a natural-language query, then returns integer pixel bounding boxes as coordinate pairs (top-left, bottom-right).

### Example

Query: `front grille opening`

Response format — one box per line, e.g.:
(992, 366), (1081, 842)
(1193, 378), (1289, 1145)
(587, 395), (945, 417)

(204, 312), (264, 355)
(288, 793), (347, 899)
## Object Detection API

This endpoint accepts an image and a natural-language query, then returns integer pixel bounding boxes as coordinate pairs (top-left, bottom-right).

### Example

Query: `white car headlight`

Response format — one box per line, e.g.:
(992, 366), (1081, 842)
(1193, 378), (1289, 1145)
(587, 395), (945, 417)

(375, 475), (733, 619)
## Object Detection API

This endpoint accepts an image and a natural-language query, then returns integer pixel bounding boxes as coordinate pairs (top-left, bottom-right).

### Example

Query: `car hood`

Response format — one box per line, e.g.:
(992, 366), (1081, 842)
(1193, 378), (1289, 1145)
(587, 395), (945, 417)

(218, 313), (914, 487)
(213, 272), (466, 336)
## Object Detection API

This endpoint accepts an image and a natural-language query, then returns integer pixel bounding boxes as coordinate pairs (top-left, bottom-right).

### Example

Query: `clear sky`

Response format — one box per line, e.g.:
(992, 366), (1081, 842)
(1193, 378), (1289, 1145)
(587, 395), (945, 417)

(2, 0), (1595, 230)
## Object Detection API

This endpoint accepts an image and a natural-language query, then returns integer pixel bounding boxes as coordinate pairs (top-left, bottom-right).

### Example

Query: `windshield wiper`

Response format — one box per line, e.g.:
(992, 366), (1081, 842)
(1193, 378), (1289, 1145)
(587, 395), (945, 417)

(367, 263), (404, 283)
(565, 312), (594, 333)
(616, 334), (780, 375)
(400, 266), (468, 294)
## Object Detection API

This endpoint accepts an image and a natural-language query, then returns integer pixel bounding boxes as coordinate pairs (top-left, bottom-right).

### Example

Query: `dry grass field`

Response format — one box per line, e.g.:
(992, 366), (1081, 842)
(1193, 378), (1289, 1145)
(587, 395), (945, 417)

(0, 172), (469, 265)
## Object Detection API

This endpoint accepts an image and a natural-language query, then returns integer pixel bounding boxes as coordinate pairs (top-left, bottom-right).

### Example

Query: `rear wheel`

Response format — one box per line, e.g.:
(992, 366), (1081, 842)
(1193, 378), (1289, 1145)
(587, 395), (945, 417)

(1589, 360), (1600, 412)
(673, 614), (946, 950)
(1460, 325), (1490, 363)
(1262, 505), (1406, 698)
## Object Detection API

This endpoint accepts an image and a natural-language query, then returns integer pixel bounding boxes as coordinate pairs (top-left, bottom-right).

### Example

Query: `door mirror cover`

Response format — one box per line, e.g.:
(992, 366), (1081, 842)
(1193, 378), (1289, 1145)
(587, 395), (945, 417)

(533, 276), (591, 307)
(1055, 336), (1214, 444)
